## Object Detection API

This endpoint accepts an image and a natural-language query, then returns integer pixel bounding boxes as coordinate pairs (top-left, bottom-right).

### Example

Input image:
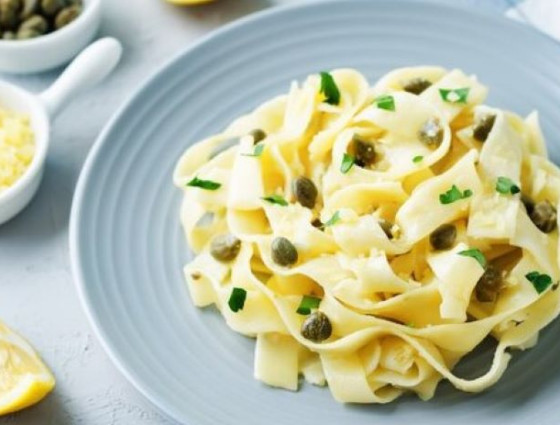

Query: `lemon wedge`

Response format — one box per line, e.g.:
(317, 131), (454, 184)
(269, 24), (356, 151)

(0, 321), (55, 416)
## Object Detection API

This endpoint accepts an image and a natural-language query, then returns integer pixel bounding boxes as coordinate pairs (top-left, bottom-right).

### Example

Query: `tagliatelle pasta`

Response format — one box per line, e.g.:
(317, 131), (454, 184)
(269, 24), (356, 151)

(173, 67), (560, 403)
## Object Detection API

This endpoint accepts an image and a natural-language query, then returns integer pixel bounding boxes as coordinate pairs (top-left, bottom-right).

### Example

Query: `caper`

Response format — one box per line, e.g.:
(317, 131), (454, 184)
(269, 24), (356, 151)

(210, 234), (241, 262)
(293, 177), (318, 209)
(54, 4), (80, 29)
(521, 194), (535, 215)
(249, 128), (266, 144)
(529, 200), (557, 233)
(40, 0), (64, 16)
(20, 0), (38, 19)
(18, 14), (47, 33)
(271, 236), (298, 266)
(16, 27), (40, 38)
(311, 218), (322, 229)
(379, 219), (393, 240)
(301, 311), (332, 342)
(472, 113), (496, 142)
(0, 0), (22, 31)
(418, 118), (443, 148)
(429, 223), (456, 250)
(353, 134), (376, 167)
(2, 30), (15, 39)
(475, 264), (503, 303)
(402, 77), (432, 95)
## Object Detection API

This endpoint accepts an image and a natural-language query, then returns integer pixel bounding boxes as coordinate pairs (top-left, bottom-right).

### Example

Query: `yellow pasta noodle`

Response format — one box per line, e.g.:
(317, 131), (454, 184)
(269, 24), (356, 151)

(174, 67), (560, 403)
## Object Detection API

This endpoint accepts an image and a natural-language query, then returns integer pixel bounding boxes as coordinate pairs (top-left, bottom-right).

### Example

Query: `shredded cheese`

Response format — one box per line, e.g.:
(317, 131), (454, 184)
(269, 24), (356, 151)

(0, 108), (34, 193)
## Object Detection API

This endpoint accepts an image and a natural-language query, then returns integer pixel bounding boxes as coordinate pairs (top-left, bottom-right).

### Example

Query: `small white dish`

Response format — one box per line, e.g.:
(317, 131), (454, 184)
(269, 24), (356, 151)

(0, 37), (121, 226)
(0, 0), (102, 74)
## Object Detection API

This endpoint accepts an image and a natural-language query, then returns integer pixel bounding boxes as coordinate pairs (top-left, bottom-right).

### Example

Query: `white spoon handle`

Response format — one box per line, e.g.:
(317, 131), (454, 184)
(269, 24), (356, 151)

(39, 37), (122, 118)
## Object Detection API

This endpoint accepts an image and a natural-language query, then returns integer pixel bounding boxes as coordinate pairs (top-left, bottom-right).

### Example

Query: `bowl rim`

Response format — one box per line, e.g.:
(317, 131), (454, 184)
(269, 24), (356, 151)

(0, 83), (50, 205)
(0, 0), (101, 48)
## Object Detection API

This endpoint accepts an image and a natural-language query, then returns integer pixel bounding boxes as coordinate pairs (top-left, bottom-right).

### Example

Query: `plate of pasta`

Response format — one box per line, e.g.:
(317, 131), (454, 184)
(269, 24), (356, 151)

(70, 1), (560, 424)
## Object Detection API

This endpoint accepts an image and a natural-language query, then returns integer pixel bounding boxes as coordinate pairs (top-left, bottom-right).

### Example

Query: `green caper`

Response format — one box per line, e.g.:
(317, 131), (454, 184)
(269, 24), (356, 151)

(529, 200), (557, 233)
(301, 311), (332, 342)
(210, 234), (241, 262)
(402, 77), (432, 95)
(379, 219), (393, 240)
(293, 177), (318, 209)
(18, 14), (47, 33)
(353, 134), (376, 167)
(0, 0), (22, 31)
(472, 113), (496, 142)
(429, 223), (456, 250)
(20, 0), (38, 19)
(271, 236), (298, 266)
(2, 30), (15, 39)
(521, 194), (535, 215)
(40, 0), (64, 16)
(475, 264), (503, 302)
(249, 128), (266, 144)
(418, 118), (443, 148)
(16, 27), (40, 38)
(54, 4), (80, 29)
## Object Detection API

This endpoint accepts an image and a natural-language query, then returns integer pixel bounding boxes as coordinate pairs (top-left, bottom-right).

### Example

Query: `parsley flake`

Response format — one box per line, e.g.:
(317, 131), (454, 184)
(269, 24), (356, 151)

(373, 95), (395, 111)
(322, 211), (341, 228)
(296, 296), (322, 315)
(412, 155), (424, 163)
(262, 194), (289, 206)
(496, 176), (520, 195)
(439, 87), (470, 104)
(228, 287), (247, 312)
(319, 72), (341, 105)
(525, 271), (553, 294)
(242, 143), (265, 157)
(439, 185), (473, 205)
(186, 176), (221, 191)
(458, 248), (487, 268)
(340, 153), (355, 174)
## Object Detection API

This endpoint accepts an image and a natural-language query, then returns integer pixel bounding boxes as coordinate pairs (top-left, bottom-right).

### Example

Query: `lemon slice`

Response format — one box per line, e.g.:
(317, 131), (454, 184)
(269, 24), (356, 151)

(0, 321), (55, 416)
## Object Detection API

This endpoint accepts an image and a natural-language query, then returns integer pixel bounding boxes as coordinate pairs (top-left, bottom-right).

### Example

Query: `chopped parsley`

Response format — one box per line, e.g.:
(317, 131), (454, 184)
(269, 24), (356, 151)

(496, 176), (520, 195)
(458, 248), (487, 268)
(412, 155), (424, 163)
(228, 287), (247, 312)
(439, 185), (473, 204)
(262, 194), (289, 206)
(340, 153), (355, 174)
(296, 295), (322, 315)
(186, 176), (221, 190)
(242, 143), (265, 157)
(439, 87), (470, 104)
(373, 95), (395, 111)
(525, 271), (553, 294)
(319, 71), (341, 105)
(322, 211), (341, 228)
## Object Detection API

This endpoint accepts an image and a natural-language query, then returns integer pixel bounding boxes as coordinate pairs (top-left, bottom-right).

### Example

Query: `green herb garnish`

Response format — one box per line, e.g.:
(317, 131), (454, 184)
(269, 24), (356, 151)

(228, 287), (247, 312)
(186, 176), (221, 191)
(262, 194), (289, 206)
(242, 143), (265, 157)
(439, 87), (470, 104)
(412, 155), (424, 163)
(322, 211), (341, 228)
(458, 248), (487, 268)
(373, 95), (395, 111)
(340, 153), (355, 174)
(496, 176), (520, 195)
(319, 71), (340, 105)
(296, 295), (322, 315)
(439, 185), (473, 204)
(525, 271), (553, 294)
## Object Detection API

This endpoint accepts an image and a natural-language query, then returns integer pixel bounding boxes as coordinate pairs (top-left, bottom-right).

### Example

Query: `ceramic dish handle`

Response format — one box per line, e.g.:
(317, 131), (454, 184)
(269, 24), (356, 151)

(39, 37), (123, 118)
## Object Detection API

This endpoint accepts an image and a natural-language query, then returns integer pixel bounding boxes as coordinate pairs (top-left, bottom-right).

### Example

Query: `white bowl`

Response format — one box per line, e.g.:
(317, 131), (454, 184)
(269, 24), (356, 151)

(0, 37), (121, 225)
(0, 0), (102, 74)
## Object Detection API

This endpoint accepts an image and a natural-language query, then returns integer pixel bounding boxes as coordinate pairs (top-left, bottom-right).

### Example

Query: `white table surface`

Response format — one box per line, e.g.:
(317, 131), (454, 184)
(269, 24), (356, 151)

(0, 0), (528, 423)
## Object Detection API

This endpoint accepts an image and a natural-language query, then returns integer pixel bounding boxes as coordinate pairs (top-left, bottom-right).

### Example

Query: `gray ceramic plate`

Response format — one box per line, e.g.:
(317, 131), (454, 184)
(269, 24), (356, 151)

(70, 1), (560, 424)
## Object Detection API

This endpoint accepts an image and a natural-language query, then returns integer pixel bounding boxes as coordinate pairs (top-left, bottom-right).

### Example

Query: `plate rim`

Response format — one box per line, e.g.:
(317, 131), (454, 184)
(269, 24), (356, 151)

(68, 0), (560, 423)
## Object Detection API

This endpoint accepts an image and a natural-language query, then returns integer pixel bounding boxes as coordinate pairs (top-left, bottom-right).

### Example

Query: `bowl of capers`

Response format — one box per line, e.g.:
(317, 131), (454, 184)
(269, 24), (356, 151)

(0, 0), (101, 73)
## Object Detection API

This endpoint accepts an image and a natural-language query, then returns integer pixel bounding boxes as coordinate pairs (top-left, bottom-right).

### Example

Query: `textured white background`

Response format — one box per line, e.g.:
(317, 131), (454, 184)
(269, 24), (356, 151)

(0, 0), (526, 424)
